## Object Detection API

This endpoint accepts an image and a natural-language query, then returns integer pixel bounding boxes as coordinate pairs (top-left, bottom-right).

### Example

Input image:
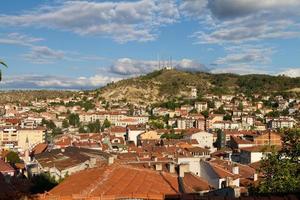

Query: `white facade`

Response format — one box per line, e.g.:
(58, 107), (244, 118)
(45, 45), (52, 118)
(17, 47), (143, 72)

(184, 131), (214, 151)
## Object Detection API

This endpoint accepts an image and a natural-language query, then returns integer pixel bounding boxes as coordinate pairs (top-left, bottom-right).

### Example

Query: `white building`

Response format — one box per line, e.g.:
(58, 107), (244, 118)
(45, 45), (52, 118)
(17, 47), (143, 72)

(183, 131), (215, 151)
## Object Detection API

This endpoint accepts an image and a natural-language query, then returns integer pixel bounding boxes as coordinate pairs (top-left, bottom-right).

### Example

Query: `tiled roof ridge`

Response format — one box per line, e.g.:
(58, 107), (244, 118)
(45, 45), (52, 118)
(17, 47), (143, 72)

(158, 171), (179, 193)
(81, 164), (117, 195)
(209, 162), (235, 178)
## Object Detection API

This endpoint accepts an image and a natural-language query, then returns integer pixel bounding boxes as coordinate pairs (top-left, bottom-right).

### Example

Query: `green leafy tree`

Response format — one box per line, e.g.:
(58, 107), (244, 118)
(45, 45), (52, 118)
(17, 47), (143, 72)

(201, 110), (209, 118)
(207, 100), (215, 109)
(6, 151), (21, 164)
(68, 113), (80, 127)
(86, 119), (101, 133)
(163, 114), (170, 124)
(215, 105), (226, 114)
(161, 133), (183, 139)
(238, 102), (244, 111)
(102, 118), (111, 130)
(189, 108), (198, 114)
(255, 129), (300, 194)
(41, 119), (56, 130)
(223, 114), (232, 121)
(52, 127), (63, 136)
(62, 119), (69, 128)
(149, 119), (164, 129)
(30, 173), (58, 194)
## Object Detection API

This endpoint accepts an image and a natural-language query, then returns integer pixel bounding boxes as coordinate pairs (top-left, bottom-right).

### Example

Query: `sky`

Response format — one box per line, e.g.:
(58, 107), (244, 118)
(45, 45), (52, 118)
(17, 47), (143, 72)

(0, 0), (300, 90)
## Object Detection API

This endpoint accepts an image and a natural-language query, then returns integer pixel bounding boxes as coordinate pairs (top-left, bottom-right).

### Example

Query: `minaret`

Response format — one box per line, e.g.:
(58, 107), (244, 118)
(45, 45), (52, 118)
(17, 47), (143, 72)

(24, 136), (30, 163)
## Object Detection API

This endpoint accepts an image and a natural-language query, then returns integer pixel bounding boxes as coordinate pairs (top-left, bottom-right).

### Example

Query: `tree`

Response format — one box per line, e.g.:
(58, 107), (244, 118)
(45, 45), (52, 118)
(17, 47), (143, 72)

(102, 118), (111, 130)
(0, 60), (8, 81)
(52, 127), (63, 136)
(6, 151), (21, 164)
(30, 173), (58, 194)
(238, 102), (244, 111)
(41, 119), (56, 130)
(161, 133), (183, 139)
(215, 105), (226, 114)
(149, 119), (164, 129)
(223, 114), (232, 121)
(189, 108), (198, 114)
(207, 100), (215, 109)
(62, 119), (69, 128)
(254, 129), (300, 194)
(84, 119), (101, 133)
(68, 113), (80, 127)
(201, 110), (209, 118)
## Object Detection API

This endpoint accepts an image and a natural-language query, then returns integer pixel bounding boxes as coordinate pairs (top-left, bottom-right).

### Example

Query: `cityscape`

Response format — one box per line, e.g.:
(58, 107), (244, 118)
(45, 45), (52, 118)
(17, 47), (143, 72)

(0, 1), (300, 200)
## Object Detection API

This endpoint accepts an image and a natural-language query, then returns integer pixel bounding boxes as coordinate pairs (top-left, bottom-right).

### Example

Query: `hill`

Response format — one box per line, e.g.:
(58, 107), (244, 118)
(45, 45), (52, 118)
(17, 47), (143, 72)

(0, 90), (75, 104)
(98, 69), (300, 105)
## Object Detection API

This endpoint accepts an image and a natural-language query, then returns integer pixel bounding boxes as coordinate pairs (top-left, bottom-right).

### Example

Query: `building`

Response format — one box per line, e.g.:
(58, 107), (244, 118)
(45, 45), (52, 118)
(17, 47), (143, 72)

(195, 102), (208, 113)
(239, 146), (280, 164)
(183, 131), (214, 151)
(32, 147), (113, 180)
(200, 160), (240, 189)
(0, 159), (15, 176)
(251, 132), (282, 146)
(0, 127), (46, 151)
(269, 118), (295, 129)
(40, 163), (215, 200)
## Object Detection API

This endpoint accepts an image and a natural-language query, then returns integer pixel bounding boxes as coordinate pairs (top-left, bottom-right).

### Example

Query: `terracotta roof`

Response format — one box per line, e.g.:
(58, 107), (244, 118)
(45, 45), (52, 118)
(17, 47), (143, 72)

(184, 147), (210, 154)
(110, 126), (126, 133)
(210, 159), (255, 179)
(181, 173), (212, 192)
(231, 136), (254, 145)
(249, 161), (262, 171)
(0, 159), (15, 173)
(49, 164), (179, 199)
(31, 143), (48, 155)
(35, 147), (109, 171)
(241, 145), (281, 153)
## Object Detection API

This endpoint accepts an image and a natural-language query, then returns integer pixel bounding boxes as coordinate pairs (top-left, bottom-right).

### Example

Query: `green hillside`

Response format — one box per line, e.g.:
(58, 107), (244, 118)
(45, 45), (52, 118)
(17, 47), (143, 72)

(98, 69), (300, 104)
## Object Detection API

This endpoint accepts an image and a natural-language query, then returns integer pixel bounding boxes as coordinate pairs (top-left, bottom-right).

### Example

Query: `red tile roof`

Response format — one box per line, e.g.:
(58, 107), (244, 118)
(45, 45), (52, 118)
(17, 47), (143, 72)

(31, 143), (48, 155)
(181, 173), (212, 192)
(0, 159), (15, 173)
(49, 164), (179, 199)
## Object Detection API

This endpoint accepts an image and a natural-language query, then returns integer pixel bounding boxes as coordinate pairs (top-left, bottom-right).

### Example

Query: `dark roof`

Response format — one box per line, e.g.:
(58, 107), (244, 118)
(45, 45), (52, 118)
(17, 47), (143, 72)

(35, 147), (110, 171)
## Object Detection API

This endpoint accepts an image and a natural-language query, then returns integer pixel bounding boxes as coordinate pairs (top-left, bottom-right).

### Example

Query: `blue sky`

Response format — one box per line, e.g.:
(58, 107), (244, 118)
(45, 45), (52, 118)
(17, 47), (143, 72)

(0, 0), (300, 89)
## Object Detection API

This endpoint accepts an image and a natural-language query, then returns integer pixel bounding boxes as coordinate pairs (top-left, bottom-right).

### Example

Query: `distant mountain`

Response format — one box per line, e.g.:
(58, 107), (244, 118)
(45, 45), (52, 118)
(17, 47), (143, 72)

(98, 69), (300, 105)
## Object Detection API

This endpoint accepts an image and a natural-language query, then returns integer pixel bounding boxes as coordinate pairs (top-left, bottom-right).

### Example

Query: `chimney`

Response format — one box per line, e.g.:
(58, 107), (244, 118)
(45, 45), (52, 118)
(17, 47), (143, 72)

(108, 156), (114, 165)
(252, 173), (258, 181)
(155, 163), (162, 171)
(89, 157), (96, 167)
(168, 163), (175, 173)
(232, 165), (239, 175)
(179, 163), (189, 177)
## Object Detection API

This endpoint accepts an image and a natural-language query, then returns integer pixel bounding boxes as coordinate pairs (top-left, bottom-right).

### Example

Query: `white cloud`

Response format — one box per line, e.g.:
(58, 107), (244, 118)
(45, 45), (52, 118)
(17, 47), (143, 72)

(176, 59), (207, 71)
(179, 0), (208, 18)
(0, 0), (179, 43)
(110, 58), (207, 75)
(279, 68), (300, 77)
(0, 32), (43, 46)
(210, 65), (269, 75)
(211, 45), (274, 75)
(215, 45), (274, 65)
(23, 46), (65, 64)
(0, 74), (121, 89)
